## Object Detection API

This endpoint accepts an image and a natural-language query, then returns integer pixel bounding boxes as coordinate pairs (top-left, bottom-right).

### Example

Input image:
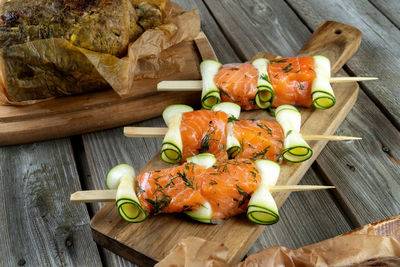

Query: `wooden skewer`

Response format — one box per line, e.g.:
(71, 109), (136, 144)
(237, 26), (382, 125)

(70, 185), (335, 203)
(157, 77), (378, 91)
(123, 127), (362, 141)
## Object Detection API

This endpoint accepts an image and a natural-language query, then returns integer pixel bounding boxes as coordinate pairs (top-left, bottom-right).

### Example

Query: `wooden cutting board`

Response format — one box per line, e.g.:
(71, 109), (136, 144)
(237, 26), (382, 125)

(0, 33), (216, 146)
(90, 21), (362, 266)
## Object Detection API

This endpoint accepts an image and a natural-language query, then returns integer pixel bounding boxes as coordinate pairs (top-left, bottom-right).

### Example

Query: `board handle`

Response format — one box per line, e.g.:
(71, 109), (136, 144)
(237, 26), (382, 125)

(297, 21), (362, 73)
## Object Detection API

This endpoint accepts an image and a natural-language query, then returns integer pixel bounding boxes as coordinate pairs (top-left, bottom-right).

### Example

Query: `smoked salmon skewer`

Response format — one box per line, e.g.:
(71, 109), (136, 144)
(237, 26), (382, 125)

(157, 57), (377, 110)
(71, 154), (335, 225)
(126, 103), (360, 164)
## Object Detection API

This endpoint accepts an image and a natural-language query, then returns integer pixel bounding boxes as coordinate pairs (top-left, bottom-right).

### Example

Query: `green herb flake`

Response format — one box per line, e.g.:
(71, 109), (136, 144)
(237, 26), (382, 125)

(283, 63), (293, 73)
(228, 116), (239, 123)
(298, 82), (304, 90)
(260, 73), (271, 83)
(257, 123), (272, 135)
(251, 146), (271, 160)
(209, 180), (218, 185)
(270, 58), (288, 63)
(198, 123), (216, 153)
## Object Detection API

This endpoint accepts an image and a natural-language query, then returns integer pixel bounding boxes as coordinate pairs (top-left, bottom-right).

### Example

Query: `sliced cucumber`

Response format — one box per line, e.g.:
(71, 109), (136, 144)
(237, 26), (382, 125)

(252, 58), (274, 109)
(187, 153), (217, 168)
(211, 102), (241, 119)
(275, 105), (312, 163)
(161, 114), (183, 163)
(186, 201), (213, 223)
(200, 60), (222, 109)
(247, 159), (280, 225)
(226, 122), (241, 158)
(107, 164), (147, 223)
(162, 104), (193, 126)
(254, 159), (280, 186)
(247, 185), (279, 225)
(311, 55), (336, 109)
(161, 105), (193, 164)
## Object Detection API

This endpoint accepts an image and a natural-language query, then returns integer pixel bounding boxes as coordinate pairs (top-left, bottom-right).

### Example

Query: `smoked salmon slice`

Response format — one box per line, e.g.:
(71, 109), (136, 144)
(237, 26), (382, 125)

(137, 158), (261, 221)
(178, 110), (284, 163)
(180, 110), (229, 162)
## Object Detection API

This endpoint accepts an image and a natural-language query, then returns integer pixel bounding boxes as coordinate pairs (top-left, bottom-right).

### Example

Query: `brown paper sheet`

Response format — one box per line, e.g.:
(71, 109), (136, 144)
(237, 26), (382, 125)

(0, 1), (200, 105)
(156, 216), (400, 267)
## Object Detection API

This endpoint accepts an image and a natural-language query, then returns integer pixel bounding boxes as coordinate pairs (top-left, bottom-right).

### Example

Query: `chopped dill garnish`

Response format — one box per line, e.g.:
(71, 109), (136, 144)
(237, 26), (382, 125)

(198, 123), (215, 153)
(146, 193), (171, 214)
(220, 88), (233, 99)
(260, 73), (271, 83)
(257, 123), (272, 135)
(283, 63), (293, 73)
(298, 82), (304, 90)
(270, 58), (288, 63)
(136, 180), (145, 195)
(209, 180), (218, 185)
(177, 171), (195, 189)
(228, 115), (239, 123)
(251, 146), (271, 160)
(236, 184), (248, 195)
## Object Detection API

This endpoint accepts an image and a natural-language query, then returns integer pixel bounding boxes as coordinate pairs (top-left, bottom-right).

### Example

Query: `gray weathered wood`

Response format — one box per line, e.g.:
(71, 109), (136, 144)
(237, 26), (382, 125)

(369, 0), (400, 29)
(203, 0), (311, 59)
(204, 0), (399, 243)
(81, 1), (241, 266)
(177, 0), (240, 64)
(316, 90), (400, 225)
(0, 140), (102, 267)
(81, 1), (357, 264)
(286, 0), (400, 128)
(83, 118), (164, 267)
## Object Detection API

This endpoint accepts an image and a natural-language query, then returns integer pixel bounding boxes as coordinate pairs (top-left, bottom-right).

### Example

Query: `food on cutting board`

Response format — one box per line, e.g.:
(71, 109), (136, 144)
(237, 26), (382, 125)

(107, 153), (281, 225)
(160, 103), (312, 164)
(200, 56), (334, 110)
(0, 0), (201, 104)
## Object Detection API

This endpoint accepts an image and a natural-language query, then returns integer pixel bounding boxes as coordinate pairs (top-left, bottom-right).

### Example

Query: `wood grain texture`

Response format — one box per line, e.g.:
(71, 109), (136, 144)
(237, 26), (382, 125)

(286, 0), (400, 128)
(90, 60), (360, 266)
(205, 0), (400, 249)
(0, 140), (102, 267)
(315, 89), (400, 226)
(81, 1), (241, 266)
(286, 0), (400, 226)
(297, 21), (361, 73)
(0, 40), (204, 146)
(203, 0), (311, 59)
(369, 0), (400, 29)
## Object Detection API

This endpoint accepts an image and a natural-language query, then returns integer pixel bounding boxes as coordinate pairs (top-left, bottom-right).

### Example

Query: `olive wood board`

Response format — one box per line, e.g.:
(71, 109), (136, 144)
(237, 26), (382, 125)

(91, 21), (362, 266)
(0, 33), (215, 146)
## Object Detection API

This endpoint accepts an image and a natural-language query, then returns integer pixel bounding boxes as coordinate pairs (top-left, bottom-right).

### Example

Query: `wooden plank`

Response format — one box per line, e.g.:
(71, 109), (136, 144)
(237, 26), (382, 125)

(84, 2), (360, 267)
(285, 0), (400, 226)
(83, 118), (164, 267)
(369, 0), (400, 29)
(315, 89), (400, 225)
(81, 1), (241, 266)
(286, 0), (400, 128)
(203, 0), (311, 59)
(90, 60), (360, 266)
(204, 0), (400, 232)
(0, 140), (102, 266)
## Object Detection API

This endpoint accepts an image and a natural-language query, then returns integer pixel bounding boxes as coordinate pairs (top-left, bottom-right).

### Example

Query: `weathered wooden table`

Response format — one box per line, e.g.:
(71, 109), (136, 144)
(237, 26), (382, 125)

(1, 1), (399, 266)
